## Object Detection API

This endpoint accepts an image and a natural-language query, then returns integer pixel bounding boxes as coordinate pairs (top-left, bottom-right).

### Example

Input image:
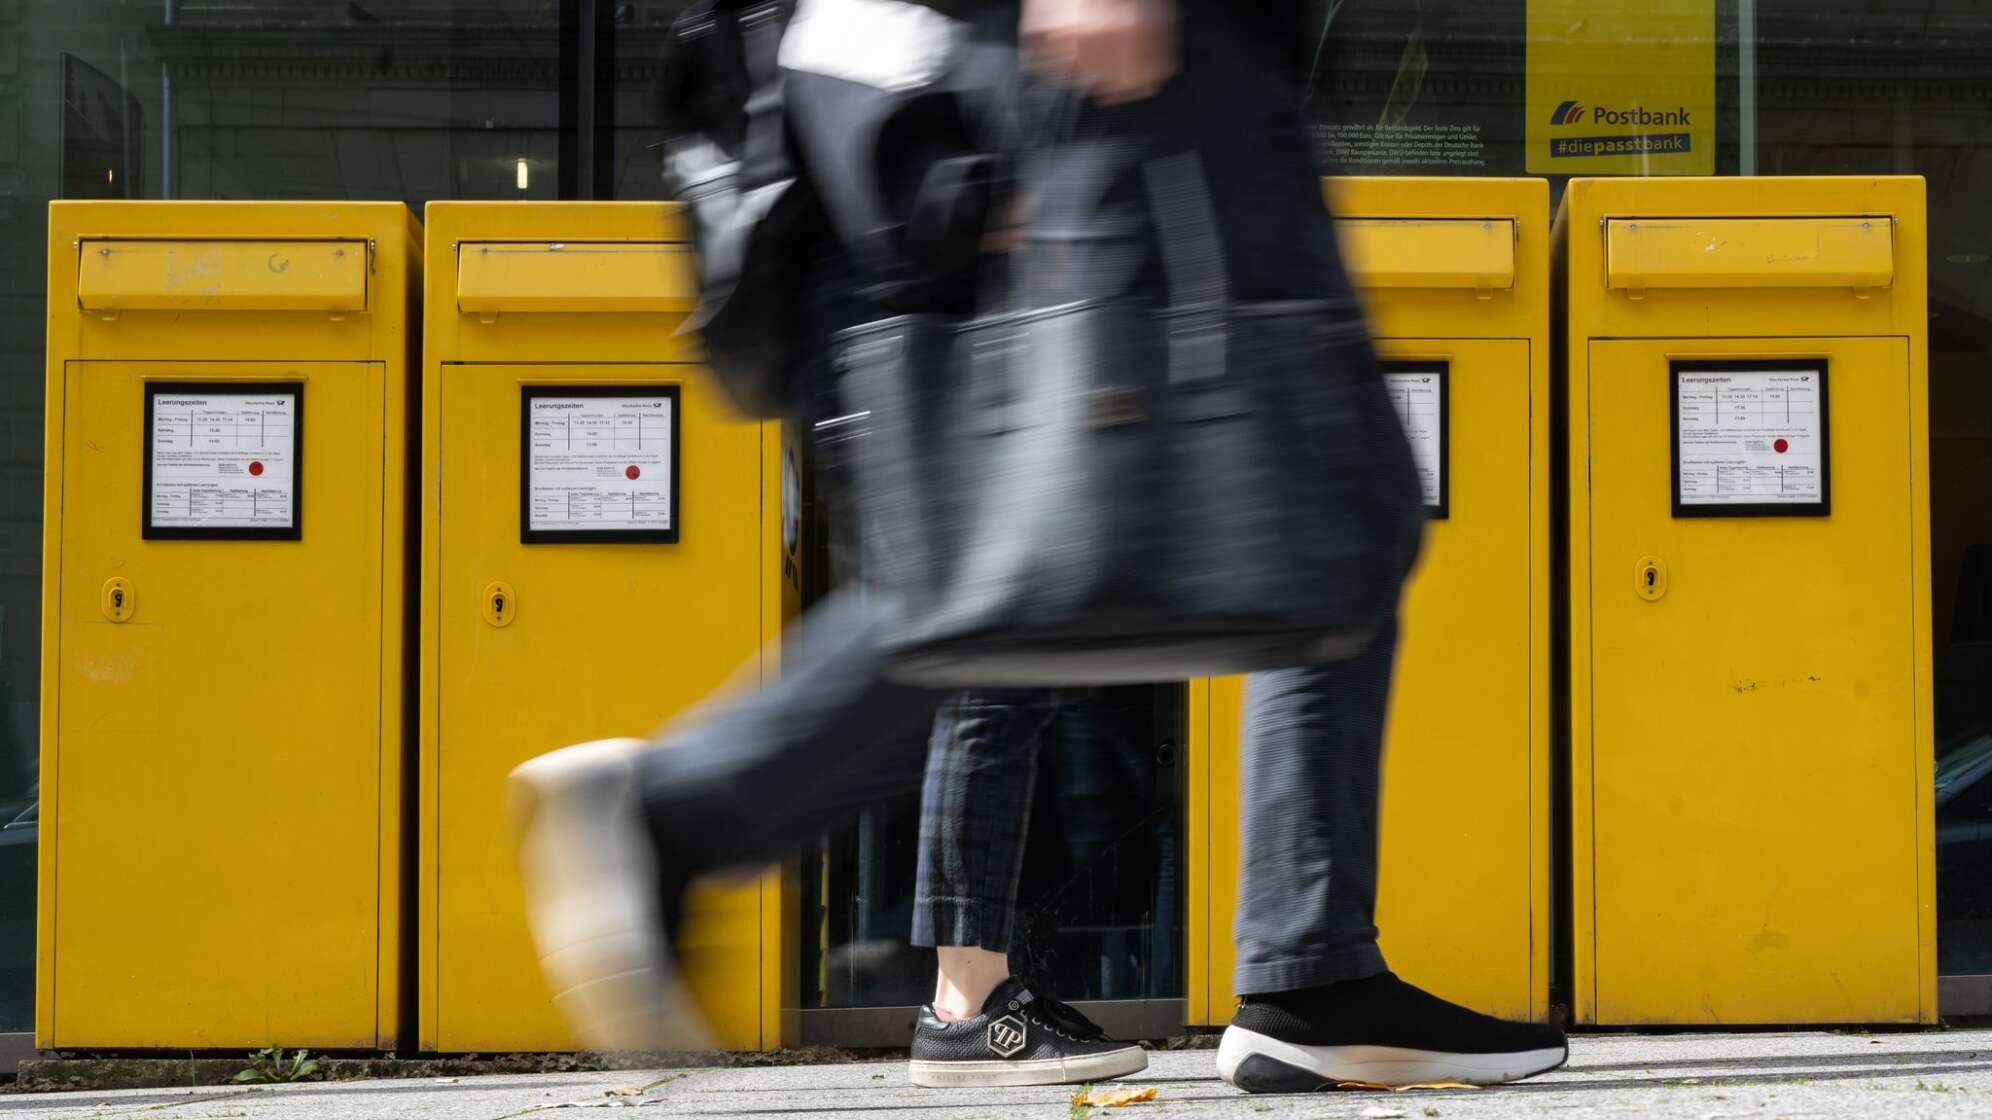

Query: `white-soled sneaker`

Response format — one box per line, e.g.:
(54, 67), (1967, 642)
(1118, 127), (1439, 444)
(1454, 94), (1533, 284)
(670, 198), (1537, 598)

(909, 977), (1149, 1088)
(508, 737), (710, 1053)
(1217, 972), (1567, 1091)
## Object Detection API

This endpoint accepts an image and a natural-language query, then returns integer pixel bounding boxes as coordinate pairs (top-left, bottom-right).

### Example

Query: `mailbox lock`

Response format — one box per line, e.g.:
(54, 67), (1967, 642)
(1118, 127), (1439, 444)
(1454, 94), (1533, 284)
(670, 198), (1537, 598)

(482, 581), (517, 628)
(100, 577), (135, 623)
(1635, 556), (1668, 602)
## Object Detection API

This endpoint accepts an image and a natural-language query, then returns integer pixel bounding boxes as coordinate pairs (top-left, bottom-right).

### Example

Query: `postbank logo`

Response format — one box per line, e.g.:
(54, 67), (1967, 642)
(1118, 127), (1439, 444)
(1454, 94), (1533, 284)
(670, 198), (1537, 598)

(1546, 97), (1695, 159)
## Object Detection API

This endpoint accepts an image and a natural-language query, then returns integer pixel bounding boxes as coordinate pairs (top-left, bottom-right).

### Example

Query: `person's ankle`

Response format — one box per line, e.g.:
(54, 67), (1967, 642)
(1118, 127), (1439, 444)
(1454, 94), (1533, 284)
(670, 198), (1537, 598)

(932, 997), (979, 1023)
(931, 945), (1011, 1022)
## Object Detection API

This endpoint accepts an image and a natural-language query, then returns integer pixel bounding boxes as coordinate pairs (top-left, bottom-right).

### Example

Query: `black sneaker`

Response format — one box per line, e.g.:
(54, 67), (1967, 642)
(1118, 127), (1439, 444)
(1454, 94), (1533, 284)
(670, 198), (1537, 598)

(1217, 972), (1567, 1091)
(909, 977), (1149, 1088)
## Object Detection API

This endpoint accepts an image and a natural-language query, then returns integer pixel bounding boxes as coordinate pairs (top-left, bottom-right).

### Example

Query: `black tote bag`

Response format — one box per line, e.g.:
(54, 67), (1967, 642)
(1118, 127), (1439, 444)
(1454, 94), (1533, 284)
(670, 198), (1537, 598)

(834, 119), (1424, 686)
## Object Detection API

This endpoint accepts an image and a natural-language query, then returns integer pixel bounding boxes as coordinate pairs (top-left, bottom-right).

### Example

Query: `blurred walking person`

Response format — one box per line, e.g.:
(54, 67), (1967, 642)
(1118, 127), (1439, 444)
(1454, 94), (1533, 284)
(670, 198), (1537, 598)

(509, 0), (1567, 1091)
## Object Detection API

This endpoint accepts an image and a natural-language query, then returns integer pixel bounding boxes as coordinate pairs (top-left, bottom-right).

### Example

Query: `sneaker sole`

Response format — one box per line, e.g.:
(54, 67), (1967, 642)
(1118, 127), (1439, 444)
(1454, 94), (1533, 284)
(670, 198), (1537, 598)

(1216, 1026), (1566, 1091)
(508, 737), (713, 1053)
(908, 1046), (1148, 1088)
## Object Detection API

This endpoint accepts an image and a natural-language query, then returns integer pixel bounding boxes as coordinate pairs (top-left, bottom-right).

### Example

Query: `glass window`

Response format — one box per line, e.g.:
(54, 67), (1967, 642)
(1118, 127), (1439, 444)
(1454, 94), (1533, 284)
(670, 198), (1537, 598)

(0, 0), (564, 1034)
(800, 689), (1187, 1010)
(798, 428), (1188, 1011)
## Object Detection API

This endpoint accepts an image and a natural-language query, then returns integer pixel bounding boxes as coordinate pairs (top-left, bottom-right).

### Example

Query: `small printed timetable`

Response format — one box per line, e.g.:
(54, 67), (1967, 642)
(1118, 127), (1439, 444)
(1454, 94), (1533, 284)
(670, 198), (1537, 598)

(525, 391), (676, 537)
(147, 387), (299, 533)
(1383, 365), (1448, 514)
(1674, 366), (1826, 512)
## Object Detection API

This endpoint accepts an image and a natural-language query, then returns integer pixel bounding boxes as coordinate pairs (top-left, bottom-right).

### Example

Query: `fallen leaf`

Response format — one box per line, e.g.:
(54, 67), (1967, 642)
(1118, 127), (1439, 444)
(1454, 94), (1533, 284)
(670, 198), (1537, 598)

(604, 1087), (644, 1098)
(1071, 1086), (1158, 1108)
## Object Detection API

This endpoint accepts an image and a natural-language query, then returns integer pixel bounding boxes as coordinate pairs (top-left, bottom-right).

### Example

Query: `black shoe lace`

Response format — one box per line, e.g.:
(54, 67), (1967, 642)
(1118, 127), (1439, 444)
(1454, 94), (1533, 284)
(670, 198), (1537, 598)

(1026, 990), (1108, 1043)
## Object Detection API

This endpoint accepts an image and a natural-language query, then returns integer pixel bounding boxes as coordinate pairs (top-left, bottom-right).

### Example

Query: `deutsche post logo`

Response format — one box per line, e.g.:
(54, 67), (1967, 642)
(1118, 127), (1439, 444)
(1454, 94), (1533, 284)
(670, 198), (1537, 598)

(987, 1015), (1027, 1058)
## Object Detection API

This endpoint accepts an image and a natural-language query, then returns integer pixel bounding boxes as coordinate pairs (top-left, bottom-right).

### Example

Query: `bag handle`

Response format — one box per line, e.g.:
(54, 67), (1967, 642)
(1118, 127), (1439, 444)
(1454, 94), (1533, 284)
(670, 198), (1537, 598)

(738, 2), (790, 184)
(1141, 147), (1229, 381)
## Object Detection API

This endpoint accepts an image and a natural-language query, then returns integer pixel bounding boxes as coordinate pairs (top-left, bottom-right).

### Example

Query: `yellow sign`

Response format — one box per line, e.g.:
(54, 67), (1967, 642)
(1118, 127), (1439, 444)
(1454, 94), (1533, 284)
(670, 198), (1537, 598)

(1526, 0), (1715, 175)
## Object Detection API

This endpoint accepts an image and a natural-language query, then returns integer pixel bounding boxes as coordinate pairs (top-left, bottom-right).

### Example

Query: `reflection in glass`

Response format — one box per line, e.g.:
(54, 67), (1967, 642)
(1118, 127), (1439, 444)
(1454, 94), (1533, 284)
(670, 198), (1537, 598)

(800, 415), (1184, 1009)
(802, 688), (1185, 1010)
(0, 0), (566, 1033)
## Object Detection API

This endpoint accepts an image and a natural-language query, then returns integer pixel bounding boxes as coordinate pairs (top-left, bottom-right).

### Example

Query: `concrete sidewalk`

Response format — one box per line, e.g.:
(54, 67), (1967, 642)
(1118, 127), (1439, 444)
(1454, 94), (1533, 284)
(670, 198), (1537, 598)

(5, 1030), (1991, 1119)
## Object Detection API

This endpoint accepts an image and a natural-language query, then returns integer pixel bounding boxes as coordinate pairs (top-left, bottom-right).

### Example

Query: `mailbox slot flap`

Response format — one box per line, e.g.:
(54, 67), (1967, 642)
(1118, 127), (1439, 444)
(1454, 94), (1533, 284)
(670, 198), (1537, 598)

(77, 239), (370, 312)
(1335, 218), (1517, 290)
(1605, 216), (1895, 290)
(456, 241), (697, 314)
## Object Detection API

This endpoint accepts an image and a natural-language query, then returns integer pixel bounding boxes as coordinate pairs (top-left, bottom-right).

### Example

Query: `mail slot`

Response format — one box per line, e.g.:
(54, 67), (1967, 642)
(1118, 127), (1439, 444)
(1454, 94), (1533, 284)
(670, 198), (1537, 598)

(41, 202), (420, 1050)
(1603, 216), (1896, 291)
(454, 240), (699, 315)
(1189, 178), (1552, 1027)
(421, 202), (798, 1052)
(1558, 176), (1936, 1026)
(1336, 216), (1518, 291)
(76, 238), (371, 313)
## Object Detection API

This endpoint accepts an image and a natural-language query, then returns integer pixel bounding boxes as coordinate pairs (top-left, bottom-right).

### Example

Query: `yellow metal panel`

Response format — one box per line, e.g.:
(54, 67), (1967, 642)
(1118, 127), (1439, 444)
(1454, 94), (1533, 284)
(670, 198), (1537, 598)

(455, 241), (697, 315)
(1561, 176), (1926, 342)
(1195, 675), (1245, 1027)
(1373, 339), (1538, 1020)
(1184, 679), (1210, 1025)
(759, 419), (804, 1049)
(76, 239), (370, 312)
(51, 362), (387, 1047)
(1605, 218), (1894, 291)
(1201, 341), (1543, 1023)
(1584, 337), (1921, 1023)
(1336, 218), (1516, 291)
(1192, 178), (1552, 1028)
(43, 202), (419, 1051)
(1560, 175), (1934, 1027)
(431, 362), (764, 1051)
(1326, 179), (1550, 343)
(422, 201), (783, 1053)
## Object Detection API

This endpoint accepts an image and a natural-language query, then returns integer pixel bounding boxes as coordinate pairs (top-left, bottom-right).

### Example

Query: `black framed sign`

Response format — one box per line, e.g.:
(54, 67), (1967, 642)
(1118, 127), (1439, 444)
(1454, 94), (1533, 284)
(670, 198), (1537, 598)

(1382, 361), (1450, 519)
(1671, 360), (1831, 518)
(520, 384), (681, 544)
(143, 381), (303, 541)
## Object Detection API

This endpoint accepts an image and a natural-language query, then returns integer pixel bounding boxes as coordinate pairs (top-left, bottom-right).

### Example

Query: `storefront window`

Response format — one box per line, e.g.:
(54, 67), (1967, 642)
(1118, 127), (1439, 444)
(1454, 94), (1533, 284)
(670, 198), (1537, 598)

(2, 0), (1987, 1044)
(0, 0), (566, 1035)
(798, 425), (1188, 1013)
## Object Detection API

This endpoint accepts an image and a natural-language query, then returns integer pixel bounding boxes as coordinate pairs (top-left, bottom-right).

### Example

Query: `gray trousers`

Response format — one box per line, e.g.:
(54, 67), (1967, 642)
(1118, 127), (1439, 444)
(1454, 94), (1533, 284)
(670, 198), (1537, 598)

(637, 597), (1400, 997)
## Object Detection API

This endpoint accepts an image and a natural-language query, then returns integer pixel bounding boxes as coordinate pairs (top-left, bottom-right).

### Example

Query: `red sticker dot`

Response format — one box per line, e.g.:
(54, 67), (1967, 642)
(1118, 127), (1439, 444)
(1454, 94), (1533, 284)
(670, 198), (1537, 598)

(1773, 438), (1789, 454)
(625, 465), (641, 480)
(248, 461), (264, 476)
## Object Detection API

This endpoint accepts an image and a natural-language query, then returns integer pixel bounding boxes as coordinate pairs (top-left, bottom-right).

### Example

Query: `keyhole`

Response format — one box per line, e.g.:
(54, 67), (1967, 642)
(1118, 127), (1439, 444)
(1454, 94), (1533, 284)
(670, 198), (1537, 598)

(1643, 567), (1656, 590)
(493, 593), (505, 616)
(112, 588), (125, 609)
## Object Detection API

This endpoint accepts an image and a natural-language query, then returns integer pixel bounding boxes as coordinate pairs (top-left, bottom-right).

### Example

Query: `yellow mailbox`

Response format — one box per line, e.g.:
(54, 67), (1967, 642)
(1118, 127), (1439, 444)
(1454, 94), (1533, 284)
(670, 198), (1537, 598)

(1558, 176), (1935, 1025)
(421, 203), (799, 1052)
(41, 202), (421, 1048)
(1189, 179), (1553, 1025)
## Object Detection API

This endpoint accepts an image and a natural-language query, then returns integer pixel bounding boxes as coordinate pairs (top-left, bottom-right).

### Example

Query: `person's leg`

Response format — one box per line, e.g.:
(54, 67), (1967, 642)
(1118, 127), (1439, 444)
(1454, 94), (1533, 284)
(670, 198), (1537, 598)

(1216, 628), (1567, 1090)
(907, 690), (1148, 1088)
(1231, 635), (1396, 997)
(914, 690), (1050, 1018)
(510, 588), (946, 1052)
